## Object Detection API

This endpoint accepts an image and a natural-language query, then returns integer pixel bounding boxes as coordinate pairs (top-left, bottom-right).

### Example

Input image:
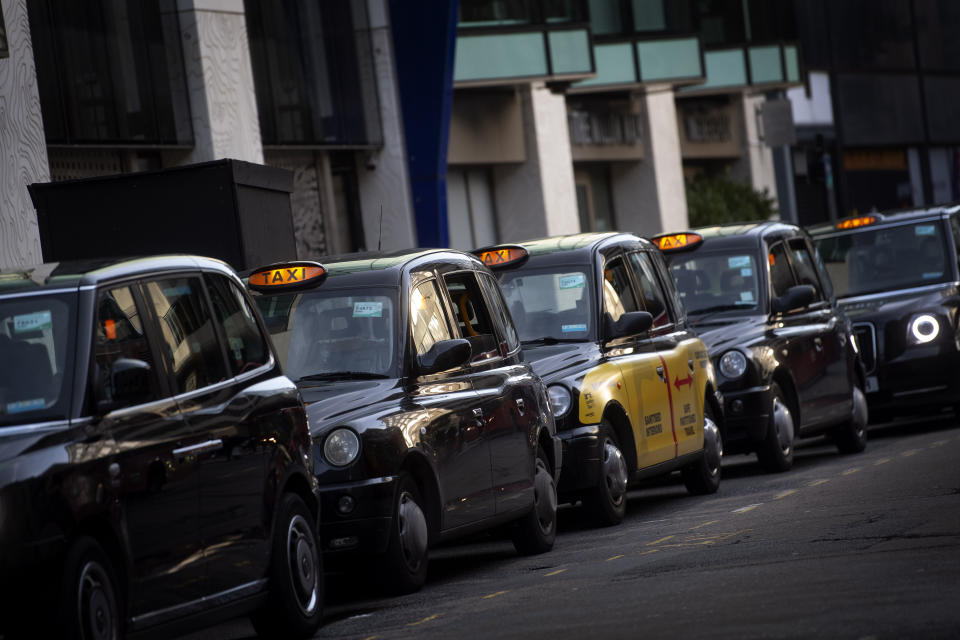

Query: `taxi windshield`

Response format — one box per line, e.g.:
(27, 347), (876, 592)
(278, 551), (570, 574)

(254, 287), (399, 380)
(667, 252), (762, 315)
(814, 221), (952, 298)
(497, 266), (594, 342)
(0, 291), (77, 427)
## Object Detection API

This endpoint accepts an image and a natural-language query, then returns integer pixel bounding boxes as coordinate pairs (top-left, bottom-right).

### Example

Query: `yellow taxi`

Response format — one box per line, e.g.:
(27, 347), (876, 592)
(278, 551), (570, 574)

(476, 233), (723, 526)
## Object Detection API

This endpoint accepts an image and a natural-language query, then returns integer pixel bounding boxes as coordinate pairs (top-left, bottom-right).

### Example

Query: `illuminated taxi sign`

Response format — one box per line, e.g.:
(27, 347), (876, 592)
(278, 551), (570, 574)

(248, 262), (326, 291)
(836, 215), (878, 230)
(652, 232), (703, 252)
(474, 245), (529, 269)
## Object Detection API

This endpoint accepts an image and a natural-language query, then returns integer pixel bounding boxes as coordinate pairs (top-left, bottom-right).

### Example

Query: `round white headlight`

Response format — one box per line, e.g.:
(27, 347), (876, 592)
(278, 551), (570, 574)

(909, 314), (940, 344)
(719, 350), (748, 379)
(547, 385), (572, 419)
(323, 428), (360, 466)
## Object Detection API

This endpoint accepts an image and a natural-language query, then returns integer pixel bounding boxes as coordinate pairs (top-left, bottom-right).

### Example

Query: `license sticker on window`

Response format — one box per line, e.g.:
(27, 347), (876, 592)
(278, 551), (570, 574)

(229, 336), (244, 362)
(728, 256), (751, 268)
(7, 398), (45, 414)
(740, 268), (753, 277)
(162, 285), (192, 298)
(13, 311), (52, 333)
(922, 272), (942, 279)
(562, 323), (587, 333)
(915, 225), (936, 236)
(353, 301), (383, 318)
(559, 274), (585, 289)
(740, 291), (754, 302)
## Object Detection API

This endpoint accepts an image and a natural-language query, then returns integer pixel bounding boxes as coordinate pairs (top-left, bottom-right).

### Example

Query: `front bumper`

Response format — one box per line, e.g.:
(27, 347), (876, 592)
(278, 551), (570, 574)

(556, 424), (601, 497)
(719, 384), (772, 453)
(317, 475), (397, 556)
(866, 347), (960, 415)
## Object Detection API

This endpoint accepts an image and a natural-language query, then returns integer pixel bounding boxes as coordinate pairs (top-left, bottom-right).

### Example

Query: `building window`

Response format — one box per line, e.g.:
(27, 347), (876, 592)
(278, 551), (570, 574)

(447, 168), (498, 251)
(27, 0), (192, 145)
(916, 0), (960, 71)
(828, 0), (914, 71)
(459, 0), (586, 28)
(575, 165), (615, 232)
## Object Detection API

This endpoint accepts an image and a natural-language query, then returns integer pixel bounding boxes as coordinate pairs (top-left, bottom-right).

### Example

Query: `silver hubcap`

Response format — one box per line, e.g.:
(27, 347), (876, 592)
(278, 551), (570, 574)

(286, 514), (319, 616)
(77, 561), (115, 640)
(398, 490), (428, 572)
(703, 416), (723, 476)
(533, 458), (557, 534)
(602, 439), (628, 506)
(772, 396), (795, 456)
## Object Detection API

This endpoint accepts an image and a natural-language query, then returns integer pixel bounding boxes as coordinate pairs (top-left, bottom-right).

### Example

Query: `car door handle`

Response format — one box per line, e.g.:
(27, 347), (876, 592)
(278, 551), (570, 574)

(515, 398), (525, 416)
(173, 439), (223, 458)
(656, 366), (665, 382)
(472, 407), (483, 418)
(688, 359), (695, 374)
(814, 337), (824, 351)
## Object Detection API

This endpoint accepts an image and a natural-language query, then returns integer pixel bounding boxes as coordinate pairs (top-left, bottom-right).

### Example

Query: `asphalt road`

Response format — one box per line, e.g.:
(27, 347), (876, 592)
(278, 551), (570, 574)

(189, 414), (960, 640)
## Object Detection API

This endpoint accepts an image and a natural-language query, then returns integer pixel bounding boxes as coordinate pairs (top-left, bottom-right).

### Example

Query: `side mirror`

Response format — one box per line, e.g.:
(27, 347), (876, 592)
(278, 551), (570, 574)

(771, 284), (816, 314)
(605, 311), (653, 340)
(99, 358), (152, 413)
(417, 339), (472, 376)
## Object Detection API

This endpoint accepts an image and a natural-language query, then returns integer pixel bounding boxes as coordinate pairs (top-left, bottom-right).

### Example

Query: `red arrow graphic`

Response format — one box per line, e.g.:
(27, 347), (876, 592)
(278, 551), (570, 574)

(674, 374), (693, 390)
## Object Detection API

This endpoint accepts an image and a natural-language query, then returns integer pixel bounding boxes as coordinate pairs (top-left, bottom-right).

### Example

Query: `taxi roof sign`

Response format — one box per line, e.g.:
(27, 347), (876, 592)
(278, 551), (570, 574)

(248, 261), (326, 291)
(836, 215), (879, 230)
(473, 245), (529, 269)
(652, 232), (703, 252)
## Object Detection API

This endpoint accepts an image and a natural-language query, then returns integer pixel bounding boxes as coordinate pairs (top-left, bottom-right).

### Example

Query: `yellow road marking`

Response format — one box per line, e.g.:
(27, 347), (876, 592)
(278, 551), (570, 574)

(482, 590), (509, 600)
(363, 636), (379, 640)
(931, 440), (948, 448)
(903, 450), (918, 457)
(689, 520), (719, 530)
(662, 540), (716, 548)
(842, 468), (860, 476)
(646, 535), (675, 546)
(874, 458), (891, 465)
(809, 479), (830, 487)
(733, 504), (761, 513)
(545, 568), (567, 577)
(638, 549), (660, 556)
(606, 555), (624, 562)
(407, 614), (440, 627)
(774, 489), (797, 500)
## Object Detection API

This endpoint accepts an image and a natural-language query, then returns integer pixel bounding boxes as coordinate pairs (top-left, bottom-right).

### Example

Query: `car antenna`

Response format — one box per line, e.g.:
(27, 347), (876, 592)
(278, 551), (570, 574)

(378, 204), (383, 252)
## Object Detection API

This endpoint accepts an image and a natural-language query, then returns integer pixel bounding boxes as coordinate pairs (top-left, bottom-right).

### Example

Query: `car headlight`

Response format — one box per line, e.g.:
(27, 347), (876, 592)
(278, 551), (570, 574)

(323, 428), (360, 466)
(719, 350), (748, 379)
(547, 385), (572, 419)
(908, 314), (940, 344)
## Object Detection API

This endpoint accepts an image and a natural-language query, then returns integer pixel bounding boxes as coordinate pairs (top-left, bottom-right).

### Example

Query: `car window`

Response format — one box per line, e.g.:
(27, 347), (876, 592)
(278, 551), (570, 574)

(787, 240), (824, 301)
(667, 252), (761, 314)
(445, 271), (500, 361)
(479, 272), (519, 353)
(768, 242), (796, 299)
(411, 280), (452, 356)
(602, 256), (639, 322)
(143, 277), (228, 393)
(206, 274), (270, 376)
(628, 252), (671, 328)
(950, 215), (960, 274)
(93, 285), (161, 407)
(497, 267), (594, 342)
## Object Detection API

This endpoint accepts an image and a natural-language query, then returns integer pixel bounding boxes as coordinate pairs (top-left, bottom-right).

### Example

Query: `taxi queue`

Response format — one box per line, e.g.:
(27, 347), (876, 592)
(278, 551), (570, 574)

(3, 206), (958, 639)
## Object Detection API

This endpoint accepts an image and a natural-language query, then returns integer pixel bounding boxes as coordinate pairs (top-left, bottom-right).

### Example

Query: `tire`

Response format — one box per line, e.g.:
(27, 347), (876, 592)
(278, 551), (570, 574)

(378, 473), (429, 595)
(682, 402), (723, 495)
(756, 382), (795, 473)
(512, 446), (558, 555)
(583, 421), (628, 527)
(834, 385), (868, 454)
(56, 536), (122, 640)
(250, 493), (323, 639)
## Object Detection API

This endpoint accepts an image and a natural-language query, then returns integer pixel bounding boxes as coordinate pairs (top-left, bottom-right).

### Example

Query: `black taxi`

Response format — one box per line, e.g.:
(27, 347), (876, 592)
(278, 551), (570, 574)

(809, 207), (960, 418)
(0, 256), (322, 639)
(475, 233), (723, 527)
(653, 223), (868, 472)
(246, 250), (560, 594)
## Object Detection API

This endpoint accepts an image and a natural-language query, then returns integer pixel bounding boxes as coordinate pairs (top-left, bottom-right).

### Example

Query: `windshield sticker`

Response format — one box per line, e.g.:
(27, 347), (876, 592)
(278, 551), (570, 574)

(728, 256), (751, 268)
(740, 291), (754, 302)
(922, 272), (942, 279)
(7, 398), (45, 414)
(13, 310), (52, 333)
(915, 225), (936, 236)
(562, 323), (587, 333)
(228, 336), (244, 362)
(162, 285), (191, 298)
(559, 274), (586, 289)
(353, 301), (383, 318)
(740, 268), (753, 277)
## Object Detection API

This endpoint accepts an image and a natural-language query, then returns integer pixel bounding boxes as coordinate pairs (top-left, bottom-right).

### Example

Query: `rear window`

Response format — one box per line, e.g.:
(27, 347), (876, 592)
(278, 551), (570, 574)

(0, 292), (77, 426)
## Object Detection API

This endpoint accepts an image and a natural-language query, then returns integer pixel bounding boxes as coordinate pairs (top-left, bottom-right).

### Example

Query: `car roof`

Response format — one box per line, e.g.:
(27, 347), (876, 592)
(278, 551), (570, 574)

(486, 232), (654, 268)
(0, 255), (236, 294)
(808, 204), (960, 236)
(666, 221), (803, 253)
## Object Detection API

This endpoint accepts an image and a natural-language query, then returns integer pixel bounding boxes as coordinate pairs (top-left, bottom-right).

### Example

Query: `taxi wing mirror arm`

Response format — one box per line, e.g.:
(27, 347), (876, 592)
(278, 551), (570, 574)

(417, 339), (472, 376)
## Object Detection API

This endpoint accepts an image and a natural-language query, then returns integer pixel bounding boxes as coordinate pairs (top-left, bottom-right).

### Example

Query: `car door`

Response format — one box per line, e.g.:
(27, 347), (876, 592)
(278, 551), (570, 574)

(94, 282), (204, 616)
(408, 277), (494, 530)
(600, 253), (675, 469)
(629, 250), (702, 458)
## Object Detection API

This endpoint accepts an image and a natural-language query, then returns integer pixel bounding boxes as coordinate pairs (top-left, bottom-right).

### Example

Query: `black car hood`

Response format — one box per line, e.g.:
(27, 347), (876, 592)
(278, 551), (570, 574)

(838, 284), (959, 321)
(522, 342), (600, 383)
(689, 314), (769, 354)
(299, 378), (404, 435)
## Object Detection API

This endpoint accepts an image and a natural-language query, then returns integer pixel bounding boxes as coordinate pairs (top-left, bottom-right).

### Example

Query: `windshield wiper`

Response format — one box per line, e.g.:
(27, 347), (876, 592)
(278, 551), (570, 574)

(521, 337), (589, 345)
(299, 371), (389, 382)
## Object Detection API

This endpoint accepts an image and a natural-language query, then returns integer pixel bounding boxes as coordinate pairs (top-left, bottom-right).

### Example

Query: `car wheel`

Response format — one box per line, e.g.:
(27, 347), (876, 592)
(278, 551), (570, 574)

(378, 473), (429, 594)
(756, 383), (795, 472)
(512, 446), (558, 555)
(682, 402), (723, 495)
(250, 493), (323, 639)
(834, 385), (868, 454)
(57, 536), (121, 640)
(584, 421), (628, 527)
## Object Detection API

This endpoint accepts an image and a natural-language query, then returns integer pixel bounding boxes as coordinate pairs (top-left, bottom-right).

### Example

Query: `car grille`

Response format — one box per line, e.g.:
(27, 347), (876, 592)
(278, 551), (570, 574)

(853, 323), (876, 373)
